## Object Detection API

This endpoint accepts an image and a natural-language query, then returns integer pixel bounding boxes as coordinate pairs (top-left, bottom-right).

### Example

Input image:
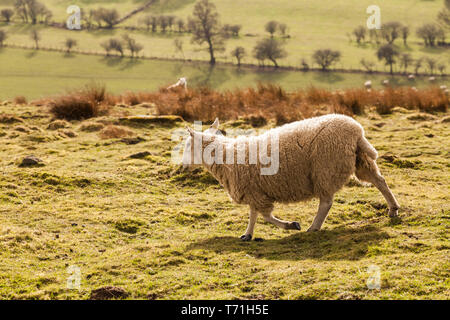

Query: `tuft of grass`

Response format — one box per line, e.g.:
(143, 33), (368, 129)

(98, 125), (135, 139)
(13, 96), (27, 105)
(48, 84), (111, 121)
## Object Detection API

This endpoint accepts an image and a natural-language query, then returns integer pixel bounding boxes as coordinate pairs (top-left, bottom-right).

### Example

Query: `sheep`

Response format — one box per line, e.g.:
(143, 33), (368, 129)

(408, 74), (415, 81)
(364, 80), (372, 89)
(182, 115), (400, 241)
(382, 79), (389, 86)
(167, 77), (187, 91)
(429, 76), (436, 82)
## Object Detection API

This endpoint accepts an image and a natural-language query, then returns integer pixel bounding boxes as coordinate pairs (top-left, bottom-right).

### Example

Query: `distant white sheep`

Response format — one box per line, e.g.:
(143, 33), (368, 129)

(364, 80), (372, 89)
(382, 79), (389, 86)
(182, 115), (400, 240)
(167, 77), (187, 91)
(408, 74), (415, 81)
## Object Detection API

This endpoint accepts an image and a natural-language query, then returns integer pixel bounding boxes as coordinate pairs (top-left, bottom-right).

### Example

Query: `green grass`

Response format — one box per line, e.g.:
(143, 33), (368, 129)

(0, 47), (447, 100)
(0, 0), (448, 69)
(0, 101), (448, 299)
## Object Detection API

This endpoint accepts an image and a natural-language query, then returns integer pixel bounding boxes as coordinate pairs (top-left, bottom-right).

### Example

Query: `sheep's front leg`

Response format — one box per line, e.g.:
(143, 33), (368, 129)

(308, 196), (333, 232)
(240, 208), (258, 241)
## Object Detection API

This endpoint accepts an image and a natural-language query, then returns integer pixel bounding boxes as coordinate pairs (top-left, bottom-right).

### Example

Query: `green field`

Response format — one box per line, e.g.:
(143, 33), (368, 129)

(0, 102), (448, 299)
(0, 47), (447, 100)
(0, 0), (449, 69)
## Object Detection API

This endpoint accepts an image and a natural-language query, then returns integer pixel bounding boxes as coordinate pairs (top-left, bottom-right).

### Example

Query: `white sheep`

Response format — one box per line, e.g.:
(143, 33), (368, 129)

(167, 77), (187, 91)
(408, 74), (415, 81)
(182, 115), (400, 240)
(382, 79), (389, 86)
(364, 80), (372, 89)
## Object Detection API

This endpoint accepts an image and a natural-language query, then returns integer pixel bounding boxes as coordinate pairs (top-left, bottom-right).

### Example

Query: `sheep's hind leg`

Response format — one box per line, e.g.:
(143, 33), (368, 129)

(260, 207), (301, 231)
(308, 196), (333, 232)
(240, 208), (258, 241)
(364, 171), (400, 217)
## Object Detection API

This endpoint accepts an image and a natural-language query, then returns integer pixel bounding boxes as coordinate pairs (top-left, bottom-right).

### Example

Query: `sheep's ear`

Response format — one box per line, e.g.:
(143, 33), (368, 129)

(211, 118), (219, 129)
(186, 126), (195, 137)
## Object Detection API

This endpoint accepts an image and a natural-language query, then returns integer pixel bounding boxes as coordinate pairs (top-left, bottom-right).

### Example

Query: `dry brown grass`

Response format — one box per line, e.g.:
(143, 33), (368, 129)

(98, 125), (134, 139)
(48, 84), (112, 121)
(13, 96), (27, 105)
(44, 84), (448, 123)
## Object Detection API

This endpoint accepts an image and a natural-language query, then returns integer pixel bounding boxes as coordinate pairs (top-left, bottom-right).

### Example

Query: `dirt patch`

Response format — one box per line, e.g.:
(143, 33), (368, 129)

(90, 286), (129, 300)
(406, 113), (437, 121)
(98, 125), (134, 139)
(47, 120), (70, 130)
(80, 122), (105, 132)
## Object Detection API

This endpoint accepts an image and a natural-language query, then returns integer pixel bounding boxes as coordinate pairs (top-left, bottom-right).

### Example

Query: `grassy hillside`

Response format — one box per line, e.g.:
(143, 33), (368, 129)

(0, 0), (448, 69)
(0, 47), (447, 100)
(0, 99), (448, 299)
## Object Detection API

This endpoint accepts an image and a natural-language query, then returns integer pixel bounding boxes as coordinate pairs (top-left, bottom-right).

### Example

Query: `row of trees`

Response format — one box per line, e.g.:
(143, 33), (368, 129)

(0, 0), (52, 25)
(101, 35), (143, 57)
(264, 20), (289, 38)
(352, 22), (446, 47)
(375, 44), (446, 75)
(352, 0), (449, 47)
(82, 8), (120, 29)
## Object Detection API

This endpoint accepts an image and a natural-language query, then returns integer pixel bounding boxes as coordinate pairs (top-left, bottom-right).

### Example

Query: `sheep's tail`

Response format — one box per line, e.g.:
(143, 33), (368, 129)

(357, 136), (378, 160)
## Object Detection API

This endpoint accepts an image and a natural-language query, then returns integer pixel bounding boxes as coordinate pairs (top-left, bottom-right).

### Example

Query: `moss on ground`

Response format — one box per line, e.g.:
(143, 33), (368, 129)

(0, 104), (448, 299)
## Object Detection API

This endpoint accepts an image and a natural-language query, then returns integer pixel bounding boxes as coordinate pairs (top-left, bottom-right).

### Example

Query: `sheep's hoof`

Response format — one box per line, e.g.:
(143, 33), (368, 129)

(388, 209), (399, 218)
(289, 221), (301, 230)
(240, 234), (252, 241)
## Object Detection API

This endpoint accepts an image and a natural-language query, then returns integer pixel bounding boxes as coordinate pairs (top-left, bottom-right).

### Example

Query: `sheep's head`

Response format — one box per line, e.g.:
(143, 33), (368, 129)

(182, 118), (224, 170)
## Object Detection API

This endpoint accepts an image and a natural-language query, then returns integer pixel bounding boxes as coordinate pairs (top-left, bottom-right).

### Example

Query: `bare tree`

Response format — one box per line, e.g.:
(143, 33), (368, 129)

(101, 38), (123, 57)
(381, 21), (402, 44)
(425, 57), (438, 75)
(231, 46), (245, 67)
(399, 53), (413, 73)
(158, 15), (169, 32)
(414, 58), (423, 75)
(401, 26), (410, 45)
(30, 28), (40, 49)
(167, 15), (176, 31)
(123, 35), (143, 58)
(177, 18), (185, 33)
(416, 23), (444, 46)
(230, 25), (241, 37)
(265, 20), (278, 38)
(188, 0), (225, 65)
(141, 15), (153, 32)
(1, 9), (14, 22)
(174, 38), (184, 59)
(437, 0), (450, 29)
(353, 25), (366, 44)
(0, 29), (7, 47)
(369, 29), (381, 44)
(14, 0), (52, 25)
(376, 44), (399, 74)
(278, 23), (288, 37)
(437, 63), (446, 75)
(64, 38), (77, 53)
(360, 58), (375, 73)
(98, 8), (119, 29)
(312, 49), (341, 71)
(253, 38), (287, 68)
